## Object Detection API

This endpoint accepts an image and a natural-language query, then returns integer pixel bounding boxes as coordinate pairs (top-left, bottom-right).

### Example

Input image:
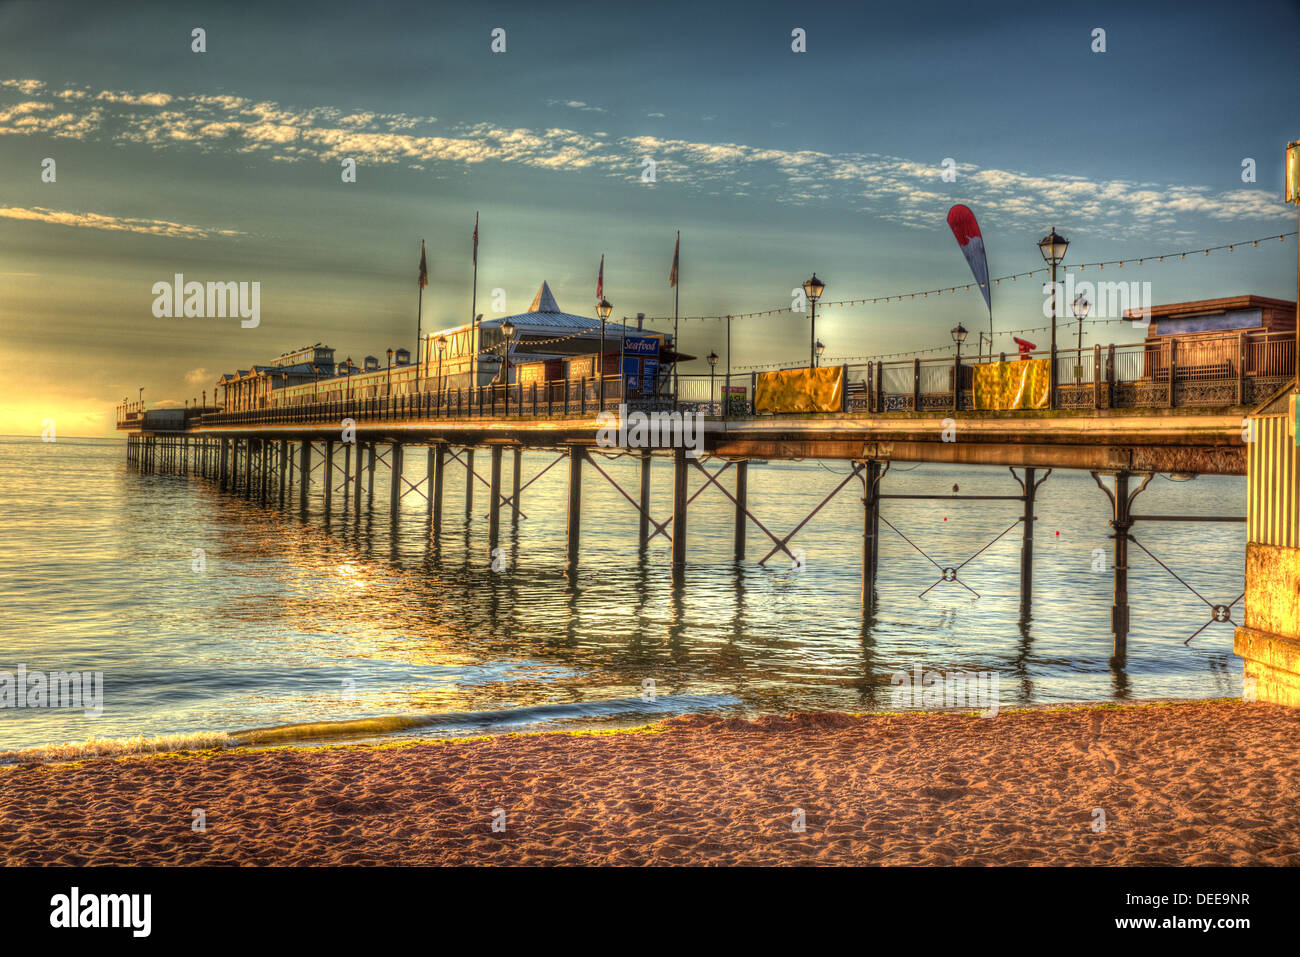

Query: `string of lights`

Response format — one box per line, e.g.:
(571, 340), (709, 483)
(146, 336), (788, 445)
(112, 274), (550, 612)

(736, 317), (1155, 369)
(626, 229), (1297, 325)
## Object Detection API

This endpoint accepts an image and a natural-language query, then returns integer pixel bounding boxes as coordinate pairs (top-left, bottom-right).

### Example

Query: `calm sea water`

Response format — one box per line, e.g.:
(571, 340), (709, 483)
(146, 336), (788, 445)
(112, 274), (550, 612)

(0, 435), (1247, 752)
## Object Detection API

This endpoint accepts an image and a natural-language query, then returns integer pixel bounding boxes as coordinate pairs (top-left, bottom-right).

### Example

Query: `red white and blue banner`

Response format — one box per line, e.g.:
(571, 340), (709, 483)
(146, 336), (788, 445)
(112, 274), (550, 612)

(946, 204), (991, 314)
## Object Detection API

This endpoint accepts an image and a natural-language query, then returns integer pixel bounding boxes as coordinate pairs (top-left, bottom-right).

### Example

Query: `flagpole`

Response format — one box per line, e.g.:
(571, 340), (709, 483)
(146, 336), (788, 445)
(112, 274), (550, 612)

(673, 230), (680, 410)
(417, 238), (424, 391)
(471, 211), (479, 391)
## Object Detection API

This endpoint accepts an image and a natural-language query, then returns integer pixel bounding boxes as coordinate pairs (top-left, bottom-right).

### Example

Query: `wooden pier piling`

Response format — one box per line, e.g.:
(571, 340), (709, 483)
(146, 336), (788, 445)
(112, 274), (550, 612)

(566, 445), (583, 572)
(734, 460), (748, 561)
(431, 443), (445, 536)
(389, 442), (403, 520)
(672, 447), (688, 574)
(1019, 467), (1037, 622)
(489, 445), (503, 552)
(638, 449), (652, 549)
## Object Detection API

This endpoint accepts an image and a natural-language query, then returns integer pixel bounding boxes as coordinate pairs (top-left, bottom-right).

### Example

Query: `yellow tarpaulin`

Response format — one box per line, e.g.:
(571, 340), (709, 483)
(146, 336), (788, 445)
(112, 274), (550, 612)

(972, 358), (1051, 410)
(754, 365), (844, 414)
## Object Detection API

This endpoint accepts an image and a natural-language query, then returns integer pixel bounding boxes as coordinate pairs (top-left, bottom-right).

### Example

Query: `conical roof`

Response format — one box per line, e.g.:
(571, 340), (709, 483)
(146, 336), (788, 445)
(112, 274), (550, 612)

(529, 281), (561, 313)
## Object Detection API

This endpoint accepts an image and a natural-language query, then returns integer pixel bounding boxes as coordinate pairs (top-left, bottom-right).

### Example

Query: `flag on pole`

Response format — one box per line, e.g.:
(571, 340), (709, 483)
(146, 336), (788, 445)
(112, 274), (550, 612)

(669, 231), (680, 287)
(946, 205), (991, 313)
(596, 254), (604, 300)
(472, 212), (479, 264)
(418, 240), (428, 289)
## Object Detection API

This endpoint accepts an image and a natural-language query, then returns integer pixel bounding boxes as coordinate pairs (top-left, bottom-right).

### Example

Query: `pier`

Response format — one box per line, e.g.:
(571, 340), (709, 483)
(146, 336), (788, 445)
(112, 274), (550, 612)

(117, 339), (1290, 677)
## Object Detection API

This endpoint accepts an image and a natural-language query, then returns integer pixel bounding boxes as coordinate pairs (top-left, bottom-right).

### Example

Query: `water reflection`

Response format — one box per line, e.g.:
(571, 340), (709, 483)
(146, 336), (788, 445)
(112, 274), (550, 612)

(0, 439), (1250, 751)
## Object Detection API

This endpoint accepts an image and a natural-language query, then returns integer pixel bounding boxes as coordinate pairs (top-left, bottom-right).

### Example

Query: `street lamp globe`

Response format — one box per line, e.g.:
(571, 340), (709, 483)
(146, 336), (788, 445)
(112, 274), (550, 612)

(815, 340), (826, 358)
(1038, 228), (1070, 265)
(706, 350), (718, 368)
(1072, 295), (1091, 320)
(502, 319), (516, 340)
(802, 273), (825, 302)
(596, 298), (613, 320)
(951, 323), (969, 344)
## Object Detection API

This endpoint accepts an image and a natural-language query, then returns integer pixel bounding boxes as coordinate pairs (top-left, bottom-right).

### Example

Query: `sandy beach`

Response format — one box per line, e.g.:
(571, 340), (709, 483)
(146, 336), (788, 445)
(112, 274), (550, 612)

(3, 700), (1298, 866)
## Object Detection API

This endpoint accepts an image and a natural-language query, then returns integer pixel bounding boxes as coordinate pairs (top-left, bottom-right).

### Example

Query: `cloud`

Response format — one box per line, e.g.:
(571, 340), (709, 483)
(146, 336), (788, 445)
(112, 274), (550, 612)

(184, 367), (210, 385)
(546, 98), (607, 113)
(0, 77), (1291, 235)
(0, 205), (244, 239)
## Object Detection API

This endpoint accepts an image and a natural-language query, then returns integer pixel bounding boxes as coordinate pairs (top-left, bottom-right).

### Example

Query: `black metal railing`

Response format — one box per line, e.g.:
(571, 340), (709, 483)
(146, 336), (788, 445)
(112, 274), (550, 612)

(180, 331), (1292, 430)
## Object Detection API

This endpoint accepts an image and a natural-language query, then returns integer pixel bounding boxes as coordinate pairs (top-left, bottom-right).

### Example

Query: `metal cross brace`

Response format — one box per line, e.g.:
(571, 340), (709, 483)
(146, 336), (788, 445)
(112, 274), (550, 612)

(880, 513), (1023, 600)
(644, 455), (733, 544)
(1126, 534), (1246, 646)
(743, 461), (865, 566)
(497, 451), (566, 519)
(444, 447), (530, 520)
(584, 451), (672, 542)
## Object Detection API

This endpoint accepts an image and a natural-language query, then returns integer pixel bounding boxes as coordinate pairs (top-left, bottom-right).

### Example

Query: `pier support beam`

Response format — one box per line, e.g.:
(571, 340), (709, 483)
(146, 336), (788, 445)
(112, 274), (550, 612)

(861, 460), (881, 609)
(324, 441), (335, 515)
(464, 448), (475, 519)
(565, 445), (584, 573)
(299, 441), (311, 509)
(734, 460), (749, 561)
(243, 439), (252, 498)
(671, 447), (688, 576)
(638, 449), (652, 549)
(431, 443), (445, 536)
(426, 447), (435, 519)
(389, 442), (403, 520)
(367, 443), (377, 510)
(220, 438), (230, 490)
(353, 440), (364, 515)
(1091, 470), (1151, 669)
(279, 440), (288, 504)
(260, 440), (269, 502)
(511, 446), (522, 527)
(342, 443), (351, 509)
(1110, 471), (1133, 667)
(489, 445), (503, 552)
(1019, 467), (1037, 622)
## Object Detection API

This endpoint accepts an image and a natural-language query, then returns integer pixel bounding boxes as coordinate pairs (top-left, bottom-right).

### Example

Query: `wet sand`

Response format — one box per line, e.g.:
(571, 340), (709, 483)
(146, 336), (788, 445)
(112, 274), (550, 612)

(3, 700), (1298, 866)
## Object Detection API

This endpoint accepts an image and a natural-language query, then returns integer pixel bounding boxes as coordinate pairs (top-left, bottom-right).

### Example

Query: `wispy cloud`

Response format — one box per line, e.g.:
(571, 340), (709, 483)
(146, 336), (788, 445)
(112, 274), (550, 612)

(0, 205), (244, 239)
(0, 77), (1291, 235)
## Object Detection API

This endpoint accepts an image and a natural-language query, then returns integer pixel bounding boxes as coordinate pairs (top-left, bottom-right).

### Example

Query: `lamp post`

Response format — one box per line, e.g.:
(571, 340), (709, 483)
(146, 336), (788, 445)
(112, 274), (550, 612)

(435, 335), (447, 398)
(1038, 227), (1069, 407)
(386, 347), (394, 400)
(502, 319), (516, 414)
(1072, 294), (1091, 384)
(707, 349), (718, 408)
(951, 323), (968, 411)
(815, 339), (826, 364)
(596, 297), (613, 408)
(803, 273), (825, 367)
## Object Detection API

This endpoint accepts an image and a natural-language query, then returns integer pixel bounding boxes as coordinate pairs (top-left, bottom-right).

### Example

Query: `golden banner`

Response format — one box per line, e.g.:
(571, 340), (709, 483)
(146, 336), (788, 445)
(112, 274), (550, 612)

(754, 365), (844, 414)
(972, 358), (1051, 410)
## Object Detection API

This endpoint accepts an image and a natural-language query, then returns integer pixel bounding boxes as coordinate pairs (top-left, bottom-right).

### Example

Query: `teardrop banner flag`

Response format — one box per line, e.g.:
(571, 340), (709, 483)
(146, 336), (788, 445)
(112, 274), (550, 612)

(946, 204), (991, 314)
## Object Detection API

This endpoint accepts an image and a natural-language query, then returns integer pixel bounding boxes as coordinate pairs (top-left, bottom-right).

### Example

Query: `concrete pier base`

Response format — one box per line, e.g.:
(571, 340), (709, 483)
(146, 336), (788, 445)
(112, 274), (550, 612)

(1235, 543), (1300, 705)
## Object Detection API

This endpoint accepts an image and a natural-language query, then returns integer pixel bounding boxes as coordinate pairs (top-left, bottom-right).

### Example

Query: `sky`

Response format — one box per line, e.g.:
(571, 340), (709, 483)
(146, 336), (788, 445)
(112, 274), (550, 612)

(0, 0), (1297, 435)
